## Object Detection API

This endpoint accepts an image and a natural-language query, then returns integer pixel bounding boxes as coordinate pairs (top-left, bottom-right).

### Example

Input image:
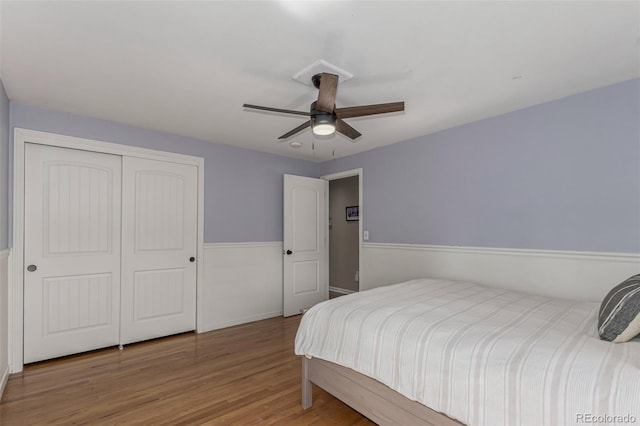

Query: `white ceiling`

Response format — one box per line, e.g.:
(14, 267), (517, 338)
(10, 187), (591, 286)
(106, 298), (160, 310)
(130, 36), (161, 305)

(1, 1), (638, 162)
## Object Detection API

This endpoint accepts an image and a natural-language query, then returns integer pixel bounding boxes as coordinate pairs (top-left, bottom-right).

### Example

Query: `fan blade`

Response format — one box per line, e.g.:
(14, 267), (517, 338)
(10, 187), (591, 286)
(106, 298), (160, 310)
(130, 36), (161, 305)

(336, 119), (361, 140)
(278, 121), (311, 139)
(316, 73), (339, 113)
(243, 104), (310, 116)
(335, 101), (404, 119)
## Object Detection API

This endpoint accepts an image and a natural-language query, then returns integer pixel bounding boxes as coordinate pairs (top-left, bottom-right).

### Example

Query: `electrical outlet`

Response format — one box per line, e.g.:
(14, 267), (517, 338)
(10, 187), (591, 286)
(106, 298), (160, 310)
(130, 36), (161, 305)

(363, 230), (369, 241)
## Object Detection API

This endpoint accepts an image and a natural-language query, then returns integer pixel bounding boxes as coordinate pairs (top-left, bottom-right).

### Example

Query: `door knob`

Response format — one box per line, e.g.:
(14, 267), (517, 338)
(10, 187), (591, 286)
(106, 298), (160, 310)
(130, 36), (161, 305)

(27, 264), (37, 272)
(189, 257), (196, 262)
(285, 250), (293, 255)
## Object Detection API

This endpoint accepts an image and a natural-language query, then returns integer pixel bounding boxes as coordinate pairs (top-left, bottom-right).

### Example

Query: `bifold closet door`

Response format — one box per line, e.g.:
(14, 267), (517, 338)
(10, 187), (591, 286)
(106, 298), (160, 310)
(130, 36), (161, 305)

(24, 144), (122, 363)
(120, 157), (198, 345)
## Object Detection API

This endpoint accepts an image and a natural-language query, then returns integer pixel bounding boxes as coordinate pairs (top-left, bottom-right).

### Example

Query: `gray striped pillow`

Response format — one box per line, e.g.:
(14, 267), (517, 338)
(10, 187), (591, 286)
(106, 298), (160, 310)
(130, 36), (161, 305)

(598, 274), (640, 342)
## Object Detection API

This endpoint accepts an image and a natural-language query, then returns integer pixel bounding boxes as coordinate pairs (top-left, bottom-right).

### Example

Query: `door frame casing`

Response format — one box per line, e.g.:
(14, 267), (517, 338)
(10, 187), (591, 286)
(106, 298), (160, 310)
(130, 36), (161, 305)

(11, 128), (205, 373)
(321, 168), (363, 292)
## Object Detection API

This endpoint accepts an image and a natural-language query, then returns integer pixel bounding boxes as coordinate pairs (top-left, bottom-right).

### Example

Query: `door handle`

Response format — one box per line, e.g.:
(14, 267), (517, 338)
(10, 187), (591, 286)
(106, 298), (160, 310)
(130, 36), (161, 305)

(189, 257), (196, 262)
(27, 264), (37, 272)
(285, 250), (293, 255)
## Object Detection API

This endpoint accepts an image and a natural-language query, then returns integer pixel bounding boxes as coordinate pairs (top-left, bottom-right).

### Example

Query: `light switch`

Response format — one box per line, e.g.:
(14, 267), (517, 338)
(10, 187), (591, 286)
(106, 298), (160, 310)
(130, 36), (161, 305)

(363, 230), (369, 241)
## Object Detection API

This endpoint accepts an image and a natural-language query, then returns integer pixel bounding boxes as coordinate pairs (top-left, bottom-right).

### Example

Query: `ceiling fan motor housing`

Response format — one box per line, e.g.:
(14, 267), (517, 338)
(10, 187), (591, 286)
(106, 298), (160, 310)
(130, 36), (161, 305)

(310, 101), (335, 117)
(310, 100), (336, 123)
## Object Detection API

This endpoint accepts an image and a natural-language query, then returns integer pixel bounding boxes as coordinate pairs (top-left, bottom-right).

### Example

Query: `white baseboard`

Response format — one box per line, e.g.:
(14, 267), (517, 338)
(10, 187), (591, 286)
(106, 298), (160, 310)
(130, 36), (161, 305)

(361, 243), (640, 302)
(0, 364), (8, 397)
(206, 311), (283, 331)
(1, 249), (9, 395)
(329, 286), (356, 295)
(200, 242), (283, 332)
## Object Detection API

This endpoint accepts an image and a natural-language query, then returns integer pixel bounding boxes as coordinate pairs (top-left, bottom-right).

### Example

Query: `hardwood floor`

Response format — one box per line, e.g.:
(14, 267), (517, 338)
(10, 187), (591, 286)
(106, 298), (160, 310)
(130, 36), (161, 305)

(0, 316), (374, 425)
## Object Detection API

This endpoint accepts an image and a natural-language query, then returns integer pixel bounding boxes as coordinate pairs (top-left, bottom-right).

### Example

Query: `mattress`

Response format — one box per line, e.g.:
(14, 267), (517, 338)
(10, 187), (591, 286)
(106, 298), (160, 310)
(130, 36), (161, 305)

(294, 278), (640, 426)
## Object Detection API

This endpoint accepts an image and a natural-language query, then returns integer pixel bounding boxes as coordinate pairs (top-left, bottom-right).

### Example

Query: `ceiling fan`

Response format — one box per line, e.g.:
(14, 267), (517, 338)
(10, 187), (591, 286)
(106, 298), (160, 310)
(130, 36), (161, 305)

(243, 72), (404, 141)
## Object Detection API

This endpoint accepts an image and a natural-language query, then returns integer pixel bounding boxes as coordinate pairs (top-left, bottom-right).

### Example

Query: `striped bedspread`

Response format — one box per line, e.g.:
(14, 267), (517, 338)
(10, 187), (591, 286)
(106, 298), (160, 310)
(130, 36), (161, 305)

(294, 279), (640, 426)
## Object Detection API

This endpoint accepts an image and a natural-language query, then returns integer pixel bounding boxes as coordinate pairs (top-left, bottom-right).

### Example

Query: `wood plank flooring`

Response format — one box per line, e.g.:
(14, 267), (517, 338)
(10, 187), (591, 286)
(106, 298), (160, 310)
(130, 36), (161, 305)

(0, 316), (374, 425)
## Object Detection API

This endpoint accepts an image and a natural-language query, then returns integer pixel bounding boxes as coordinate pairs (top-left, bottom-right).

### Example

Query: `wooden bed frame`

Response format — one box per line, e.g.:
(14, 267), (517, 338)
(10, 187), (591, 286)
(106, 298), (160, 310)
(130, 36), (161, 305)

(302, 356), (462, 426)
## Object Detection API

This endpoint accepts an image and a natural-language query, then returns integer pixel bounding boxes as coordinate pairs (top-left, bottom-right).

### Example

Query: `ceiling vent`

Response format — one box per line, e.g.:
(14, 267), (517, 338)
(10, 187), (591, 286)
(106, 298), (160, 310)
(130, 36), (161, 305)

(292, 59), (353, 86)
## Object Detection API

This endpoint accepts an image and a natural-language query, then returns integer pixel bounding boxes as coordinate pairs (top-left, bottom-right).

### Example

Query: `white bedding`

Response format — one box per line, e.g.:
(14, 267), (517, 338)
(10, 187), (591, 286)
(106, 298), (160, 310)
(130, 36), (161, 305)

(295, 278), (640, 426)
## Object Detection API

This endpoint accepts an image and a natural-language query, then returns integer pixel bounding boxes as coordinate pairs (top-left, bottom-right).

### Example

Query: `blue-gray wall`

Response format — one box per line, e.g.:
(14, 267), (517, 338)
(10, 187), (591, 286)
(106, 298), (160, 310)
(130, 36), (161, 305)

(321, 79), (640, 254)
(6, 79), (639, 253)
(9, 103), (321, 243)
(0, 80), (9, 250)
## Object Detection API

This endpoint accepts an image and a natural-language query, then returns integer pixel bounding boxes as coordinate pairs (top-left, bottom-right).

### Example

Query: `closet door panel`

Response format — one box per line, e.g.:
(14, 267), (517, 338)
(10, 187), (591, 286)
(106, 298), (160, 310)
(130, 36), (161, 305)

(23, 144), (122, 363)
(120, 157), (198, 345)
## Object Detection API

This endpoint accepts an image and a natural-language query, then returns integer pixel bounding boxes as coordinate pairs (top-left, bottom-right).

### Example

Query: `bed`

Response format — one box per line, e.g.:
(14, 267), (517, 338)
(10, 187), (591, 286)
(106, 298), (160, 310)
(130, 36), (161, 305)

(295, 278), (640, 426)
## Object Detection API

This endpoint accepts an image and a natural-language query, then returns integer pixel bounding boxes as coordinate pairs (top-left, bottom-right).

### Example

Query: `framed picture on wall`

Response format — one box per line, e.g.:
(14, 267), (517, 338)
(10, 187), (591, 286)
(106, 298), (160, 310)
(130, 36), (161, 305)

(346, 206), (359, 221)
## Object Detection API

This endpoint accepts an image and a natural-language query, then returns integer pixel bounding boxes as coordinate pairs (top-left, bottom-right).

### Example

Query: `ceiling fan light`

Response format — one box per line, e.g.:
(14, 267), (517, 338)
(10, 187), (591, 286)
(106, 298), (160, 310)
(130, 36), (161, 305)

(312, 123), (336, 136)
(311, 112), (336, 136)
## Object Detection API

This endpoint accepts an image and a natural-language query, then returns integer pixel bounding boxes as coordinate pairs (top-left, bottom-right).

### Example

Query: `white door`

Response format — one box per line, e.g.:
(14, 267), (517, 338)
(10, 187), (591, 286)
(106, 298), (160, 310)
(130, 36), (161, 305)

(283, 174), (328, 317)
(120, 157), (198, 345)
(24, 144), (122, 363)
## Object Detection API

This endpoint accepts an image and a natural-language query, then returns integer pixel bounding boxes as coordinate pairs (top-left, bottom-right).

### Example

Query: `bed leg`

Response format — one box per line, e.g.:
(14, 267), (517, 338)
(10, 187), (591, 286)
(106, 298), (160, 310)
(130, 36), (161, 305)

(301, 357), (313, 409)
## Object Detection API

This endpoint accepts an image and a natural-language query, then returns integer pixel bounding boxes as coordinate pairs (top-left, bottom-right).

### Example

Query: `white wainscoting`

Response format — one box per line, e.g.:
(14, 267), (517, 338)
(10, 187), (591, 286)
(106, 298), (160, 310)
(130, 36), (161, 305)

(198, 241), (639, 334)
(361, 243), (640, 302)
(200, 242), (283, 332)
(0, 248), (10, 396)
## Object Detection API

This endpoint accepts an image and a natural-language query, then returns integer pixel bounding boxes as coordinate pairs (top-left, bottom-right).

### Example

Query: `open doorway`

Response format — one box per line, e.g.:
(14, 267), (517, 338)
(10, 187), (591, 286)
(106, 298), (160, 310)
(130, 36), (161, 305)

(324, 170), (362, 298)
